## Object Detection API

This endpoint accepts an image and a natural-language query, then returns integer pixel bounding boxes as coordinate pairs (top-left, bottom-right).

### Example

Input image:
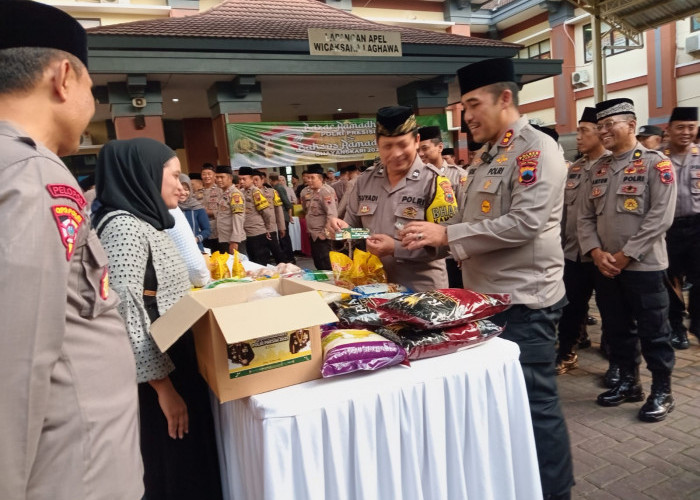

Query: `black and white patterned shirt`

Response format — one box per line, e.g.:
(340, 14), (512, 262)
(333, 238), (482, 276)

(98, 211), (190, 383)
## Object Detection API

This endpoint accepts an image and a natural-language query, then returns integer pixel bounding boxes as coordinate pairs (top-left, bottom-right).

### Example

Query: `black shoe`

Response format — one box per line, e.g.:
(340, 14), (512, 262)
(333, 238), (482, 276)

(597, 369), (644, 406)
(638, 377), (675, 422)
(586, 316), (598, 325)
(603, 363), (621, 388)
(556, 353), (578, 375)
(671, 330), (690, 350)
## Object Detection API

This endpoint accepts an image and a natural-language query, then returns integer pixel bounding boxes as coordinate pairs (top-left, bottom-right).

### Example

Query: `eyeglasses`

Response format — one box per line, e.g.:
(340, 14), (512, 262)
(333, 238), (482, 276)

(596, 119), (628, 132)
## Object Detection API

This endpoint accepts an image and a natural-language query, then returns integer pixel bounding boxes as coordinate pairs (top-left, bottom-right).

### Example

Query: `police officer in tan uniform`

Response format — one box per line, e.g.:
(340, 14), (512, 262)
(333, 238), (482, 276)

(662, 107), (700, 349)
(214, 165), (245, 254)
(0, 3), (143, 498)
(331, 106), (458, 291)
(301, 164), (338, 270)
(417, 125), (468, 288)
(578, 98), (676, 422)
(417, 126), (468, 202)
(400, 58), (573, 500)
(254, 170), (287, 241)
(556, 107), (610, 375)
(238, 166), (284, 265)
(201, 163), (222, 251)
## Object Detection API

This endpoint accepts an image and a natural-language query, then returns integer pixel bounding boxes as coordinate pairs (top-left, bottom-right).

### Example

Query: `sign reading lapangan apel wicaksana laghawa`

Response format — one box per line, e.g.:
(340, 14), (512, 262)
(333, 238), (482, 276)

(308, 28), (402, 57)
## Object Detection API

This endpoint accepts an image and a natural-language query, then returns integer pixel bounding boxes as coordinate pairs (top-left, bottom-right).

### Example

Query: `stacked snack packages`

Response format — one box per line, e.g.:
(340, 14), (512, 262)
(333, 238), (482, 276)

(321, 288), (510, 377)
(329, 249), (387, 289)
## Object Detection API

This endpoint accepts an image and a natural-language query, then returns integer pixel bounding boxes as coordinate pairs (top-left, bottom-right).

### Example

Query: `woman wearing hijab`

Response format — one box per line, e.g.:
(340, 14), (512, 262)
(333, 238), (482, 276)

(93, 138), (223, 500)
(178, 174), (211, 252)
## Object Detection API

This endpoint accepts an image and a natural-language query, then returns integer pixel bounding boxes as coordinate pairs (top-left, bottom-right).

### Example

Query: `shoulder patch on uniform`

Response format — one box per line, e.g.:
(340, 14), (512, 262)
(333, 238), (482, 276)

(516, 150), (540, 186)
(632, 149), (642, 160)
(459, 175), (467, 186)
(51, 205), (83, 261)
(500, 129), (514, 147)
(655, 159), (674, 184)
(46, 184), (87, 209)
(691, 146), (698, 155)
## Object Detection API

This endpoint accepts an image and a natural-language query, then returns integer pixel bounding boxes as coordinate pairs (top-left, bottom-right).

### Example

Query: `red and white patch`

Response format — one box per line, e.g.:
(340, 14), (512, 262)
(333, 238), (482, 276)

(51, 205), (83, 261)
(46, 184), (87, 209)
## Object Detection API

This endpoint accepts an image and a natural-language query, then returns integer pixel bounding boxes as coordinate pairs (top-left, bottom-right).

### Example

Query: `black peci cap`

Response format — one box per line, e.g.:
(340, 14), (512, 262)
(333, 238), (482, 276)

(417, 126), (442, 141)
(307, 164), (325, 176)
(457, 58), (515, 96)
(237, 166), (254, 176)
(215, 165), (233, 175)
(669, 107), (698, 122)
(189, 172), (202, 180)
(579, 107), (598, 124)
(376, 106), (417, 137)
(0, 0), (89, 68)
(596, 98), (635, 121)
(442, 147), (455, 156)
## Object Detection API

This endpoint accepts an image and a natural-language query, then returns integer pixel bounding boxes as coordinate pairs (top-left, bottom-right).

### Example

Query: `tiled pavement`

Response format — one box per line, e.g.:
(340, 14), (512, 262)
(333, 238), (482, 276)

(558, 309), (700, 500)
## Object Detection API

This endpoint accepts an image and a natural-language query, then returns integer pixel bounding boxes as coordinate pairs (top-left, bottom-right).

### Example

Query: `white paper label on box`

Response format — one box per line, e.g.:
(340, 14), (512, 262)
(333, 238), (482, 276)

(226, 329), (312, 378)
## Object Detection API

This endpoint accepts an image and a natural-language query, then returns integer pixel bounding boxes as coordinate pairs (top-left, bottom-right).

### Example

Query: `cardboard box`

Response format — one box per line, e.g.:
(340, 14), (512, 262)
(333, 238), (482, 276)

(150, 278), (348, 402)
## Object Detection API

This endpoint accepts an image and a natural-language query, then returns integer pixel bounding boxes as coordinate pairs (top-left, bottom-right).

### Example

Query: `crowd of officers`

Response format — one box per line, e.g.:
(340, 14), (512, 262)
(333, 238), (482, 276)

(2, 1), (698, 498)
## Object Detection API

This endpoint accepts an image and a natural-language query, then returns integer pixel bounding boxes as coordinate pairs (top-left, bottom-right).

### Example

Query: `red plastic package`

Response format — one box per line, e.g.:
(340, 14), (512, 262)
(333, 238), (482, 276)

(376, 289), (510, 329)
(377, 320), (503, 360)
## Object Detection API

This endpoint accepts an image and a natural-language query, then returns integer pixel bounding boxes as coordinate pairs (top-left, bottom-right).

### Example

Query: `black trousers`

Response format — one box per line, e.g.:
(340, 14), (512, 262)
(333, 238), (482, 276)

(279, 220), (295, 263)
(310, 237), (332, 271)
(595, 269), (675, 375)
(557, 258), (595, 356)
(202, 238), (219, 253)
(666, 218), (700, 334)
(246, 232), (285, 266)
(446, 257), (463, 289)
(490, 298), (574, 498)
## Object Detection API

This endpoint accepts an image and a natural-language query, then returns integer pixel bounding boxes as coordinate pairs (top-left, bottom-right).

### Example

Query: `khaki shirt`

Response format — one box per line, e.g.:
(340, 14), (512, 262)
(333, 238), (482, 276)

(0, 122), (143, 499)
(332, 178), (349, 202)
(578, 143), (676, 271)
(301, 184), (338, 240)
(217, 184), (246, 244)
(344, 154), (456, 291)
(562, 152), (610, 261)
(202, 185), (223, 239)
(447, 116), (567, 308)
(663, 144), (700, 218)
(243, 186), (275, 237)
(263, 185), (286, 233)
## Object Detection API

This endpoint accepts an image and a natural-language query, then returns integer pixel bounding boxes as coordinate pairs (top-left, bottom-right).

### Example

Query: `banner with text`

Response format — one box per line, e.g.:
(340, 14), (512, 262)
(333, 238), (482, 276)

(308, 28), (402, 57)
(228, 115), (448, 167)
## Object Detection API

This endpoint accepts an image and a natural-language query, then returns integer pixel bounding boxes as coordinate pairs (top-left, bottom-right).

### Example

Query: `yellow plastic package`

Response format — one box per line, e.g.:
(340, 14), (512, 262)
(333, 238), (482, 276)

(330, 249), (387, 288)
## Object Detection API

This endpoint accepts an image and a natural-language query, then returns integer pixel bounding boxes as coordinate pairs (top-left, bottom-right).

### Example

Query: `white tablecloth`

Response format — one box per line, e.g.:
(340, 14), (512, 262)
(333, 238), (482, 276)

(212, 337), (542, 500)
(288, 216), (301, 252)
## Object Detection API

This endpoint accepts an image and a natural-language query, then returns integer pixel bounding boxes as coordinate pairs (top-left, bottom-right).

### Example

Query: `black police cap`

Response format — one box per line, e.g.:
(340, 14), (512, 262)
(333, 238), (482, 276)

(457, 58), (515, 96)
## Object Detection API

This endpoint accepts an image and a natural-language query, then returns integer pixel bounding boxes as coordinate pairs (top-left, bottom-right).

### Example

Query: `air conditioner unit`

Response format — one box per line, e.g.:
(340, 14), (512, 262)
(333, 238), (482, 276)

(686, 32), (700, 54)
(571, 70), (590, 87)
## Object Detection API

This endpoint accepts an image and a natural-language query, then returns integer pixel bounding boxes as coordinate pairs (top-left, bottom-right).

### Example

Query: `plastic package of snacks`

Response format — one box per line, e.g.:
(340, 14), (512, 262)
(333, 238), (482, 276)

(377, 320), (503, 360)
(377, 289), (510, 329)
(321, 329), (408, 378)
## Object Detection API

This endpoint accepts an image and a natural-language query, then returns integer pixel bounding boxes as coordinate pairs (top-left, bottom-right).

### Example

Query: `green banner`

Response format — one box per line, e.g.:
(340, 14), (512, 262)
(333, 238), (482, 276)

(227, 115), (448, 167)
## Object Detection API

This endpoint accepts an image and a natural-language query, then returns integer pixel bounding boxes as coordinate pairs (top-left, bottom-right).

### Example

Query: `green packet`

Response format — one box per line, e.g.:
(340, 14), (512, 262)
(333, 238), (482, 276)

(334, 227), (370, 240)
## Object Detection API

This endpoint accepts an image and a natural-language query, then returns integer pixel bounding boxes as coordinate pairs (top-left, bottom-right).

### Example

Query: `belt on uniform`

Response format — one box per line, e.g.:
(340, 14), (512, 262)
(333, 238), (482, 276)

(672, 214), (700, 228)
